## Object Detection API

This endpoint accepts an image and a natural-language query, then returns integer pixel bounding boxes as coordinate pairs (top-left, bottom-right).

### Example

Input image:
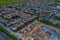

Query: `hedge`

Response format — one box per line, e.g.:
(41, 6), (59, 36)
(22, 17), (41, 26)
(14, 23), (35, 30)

(0, 27), (17, 40)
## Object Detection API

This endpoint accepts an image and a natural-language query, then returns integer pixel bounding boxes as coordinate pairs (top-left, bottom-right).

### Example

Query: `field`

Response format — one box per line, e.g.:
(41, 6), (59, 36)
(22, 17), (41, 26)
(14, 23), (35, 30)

(0, 0), (24, 6)
(0, 0), (60, 6)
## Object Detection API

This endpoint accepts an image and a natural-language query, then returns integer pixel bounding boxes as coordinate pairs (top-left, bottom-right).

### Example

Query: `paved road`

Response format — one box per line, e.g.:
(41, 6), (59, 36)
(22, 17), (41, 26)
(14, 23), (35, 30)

(0, 22), (20, 39)
(0, 36), (4, 40)
(0, 31), (12, 40)
(0, 23), (14, 34)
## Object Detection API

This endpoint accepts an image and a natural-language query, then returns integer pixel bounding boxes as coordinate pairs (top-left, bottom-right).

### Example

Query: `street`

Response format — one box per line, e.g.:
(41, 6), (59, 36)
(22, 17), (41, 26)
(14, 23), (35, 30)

(0, 31), (12, 40)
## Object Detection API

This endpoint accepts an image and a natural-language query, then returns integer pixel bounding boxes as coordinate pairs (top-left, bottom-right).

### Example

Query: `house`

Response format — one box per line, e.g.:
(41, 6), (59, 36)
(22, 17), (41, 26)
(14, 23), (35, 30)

(49, 33), (60, 40)
(55, 13), (60, 17)
(42, 26), (56, 35)
(49, 36), (59, 40)
(40, 10), (53, 20)
(21, 5), (29, 10)
(10, 24), (17, 30)
(24, 8), (36, 14)
(56, 34), (60, 40)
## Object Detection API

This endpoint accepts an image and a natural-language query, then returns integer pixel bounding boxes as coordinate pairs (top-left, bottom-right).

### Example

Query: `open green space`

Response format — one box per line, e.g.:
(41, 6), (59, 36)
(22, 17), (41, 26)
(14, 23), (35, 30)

(0, 0), (60, 6)
(0, 0), (24, 6)
(0, 27), (17, 40)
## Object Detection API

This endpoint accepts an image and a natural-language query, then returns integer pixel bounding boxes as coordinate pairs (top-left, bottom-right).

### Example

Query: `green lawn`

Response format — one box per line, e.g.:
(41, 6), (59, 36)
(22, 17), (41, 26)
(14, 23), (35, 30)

(0, 0), (60, 6)
(0, 0), (24, 6)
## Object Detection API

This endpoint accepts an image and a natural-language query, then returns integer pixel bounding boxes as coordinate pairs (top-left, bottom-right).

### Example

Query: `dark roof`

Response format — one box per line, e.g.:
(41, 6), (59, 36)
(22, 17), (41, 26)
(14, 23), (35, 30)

(57, 34), (60, 38)
(41, 11), (51, 16)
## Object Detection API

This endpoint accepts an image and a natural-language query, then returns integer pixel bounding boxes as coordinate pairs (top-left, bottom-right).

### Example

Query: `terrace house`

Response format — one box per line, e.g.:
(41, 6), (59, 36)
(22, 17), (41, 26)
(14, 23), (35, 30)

(40, 10), (53, 20)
